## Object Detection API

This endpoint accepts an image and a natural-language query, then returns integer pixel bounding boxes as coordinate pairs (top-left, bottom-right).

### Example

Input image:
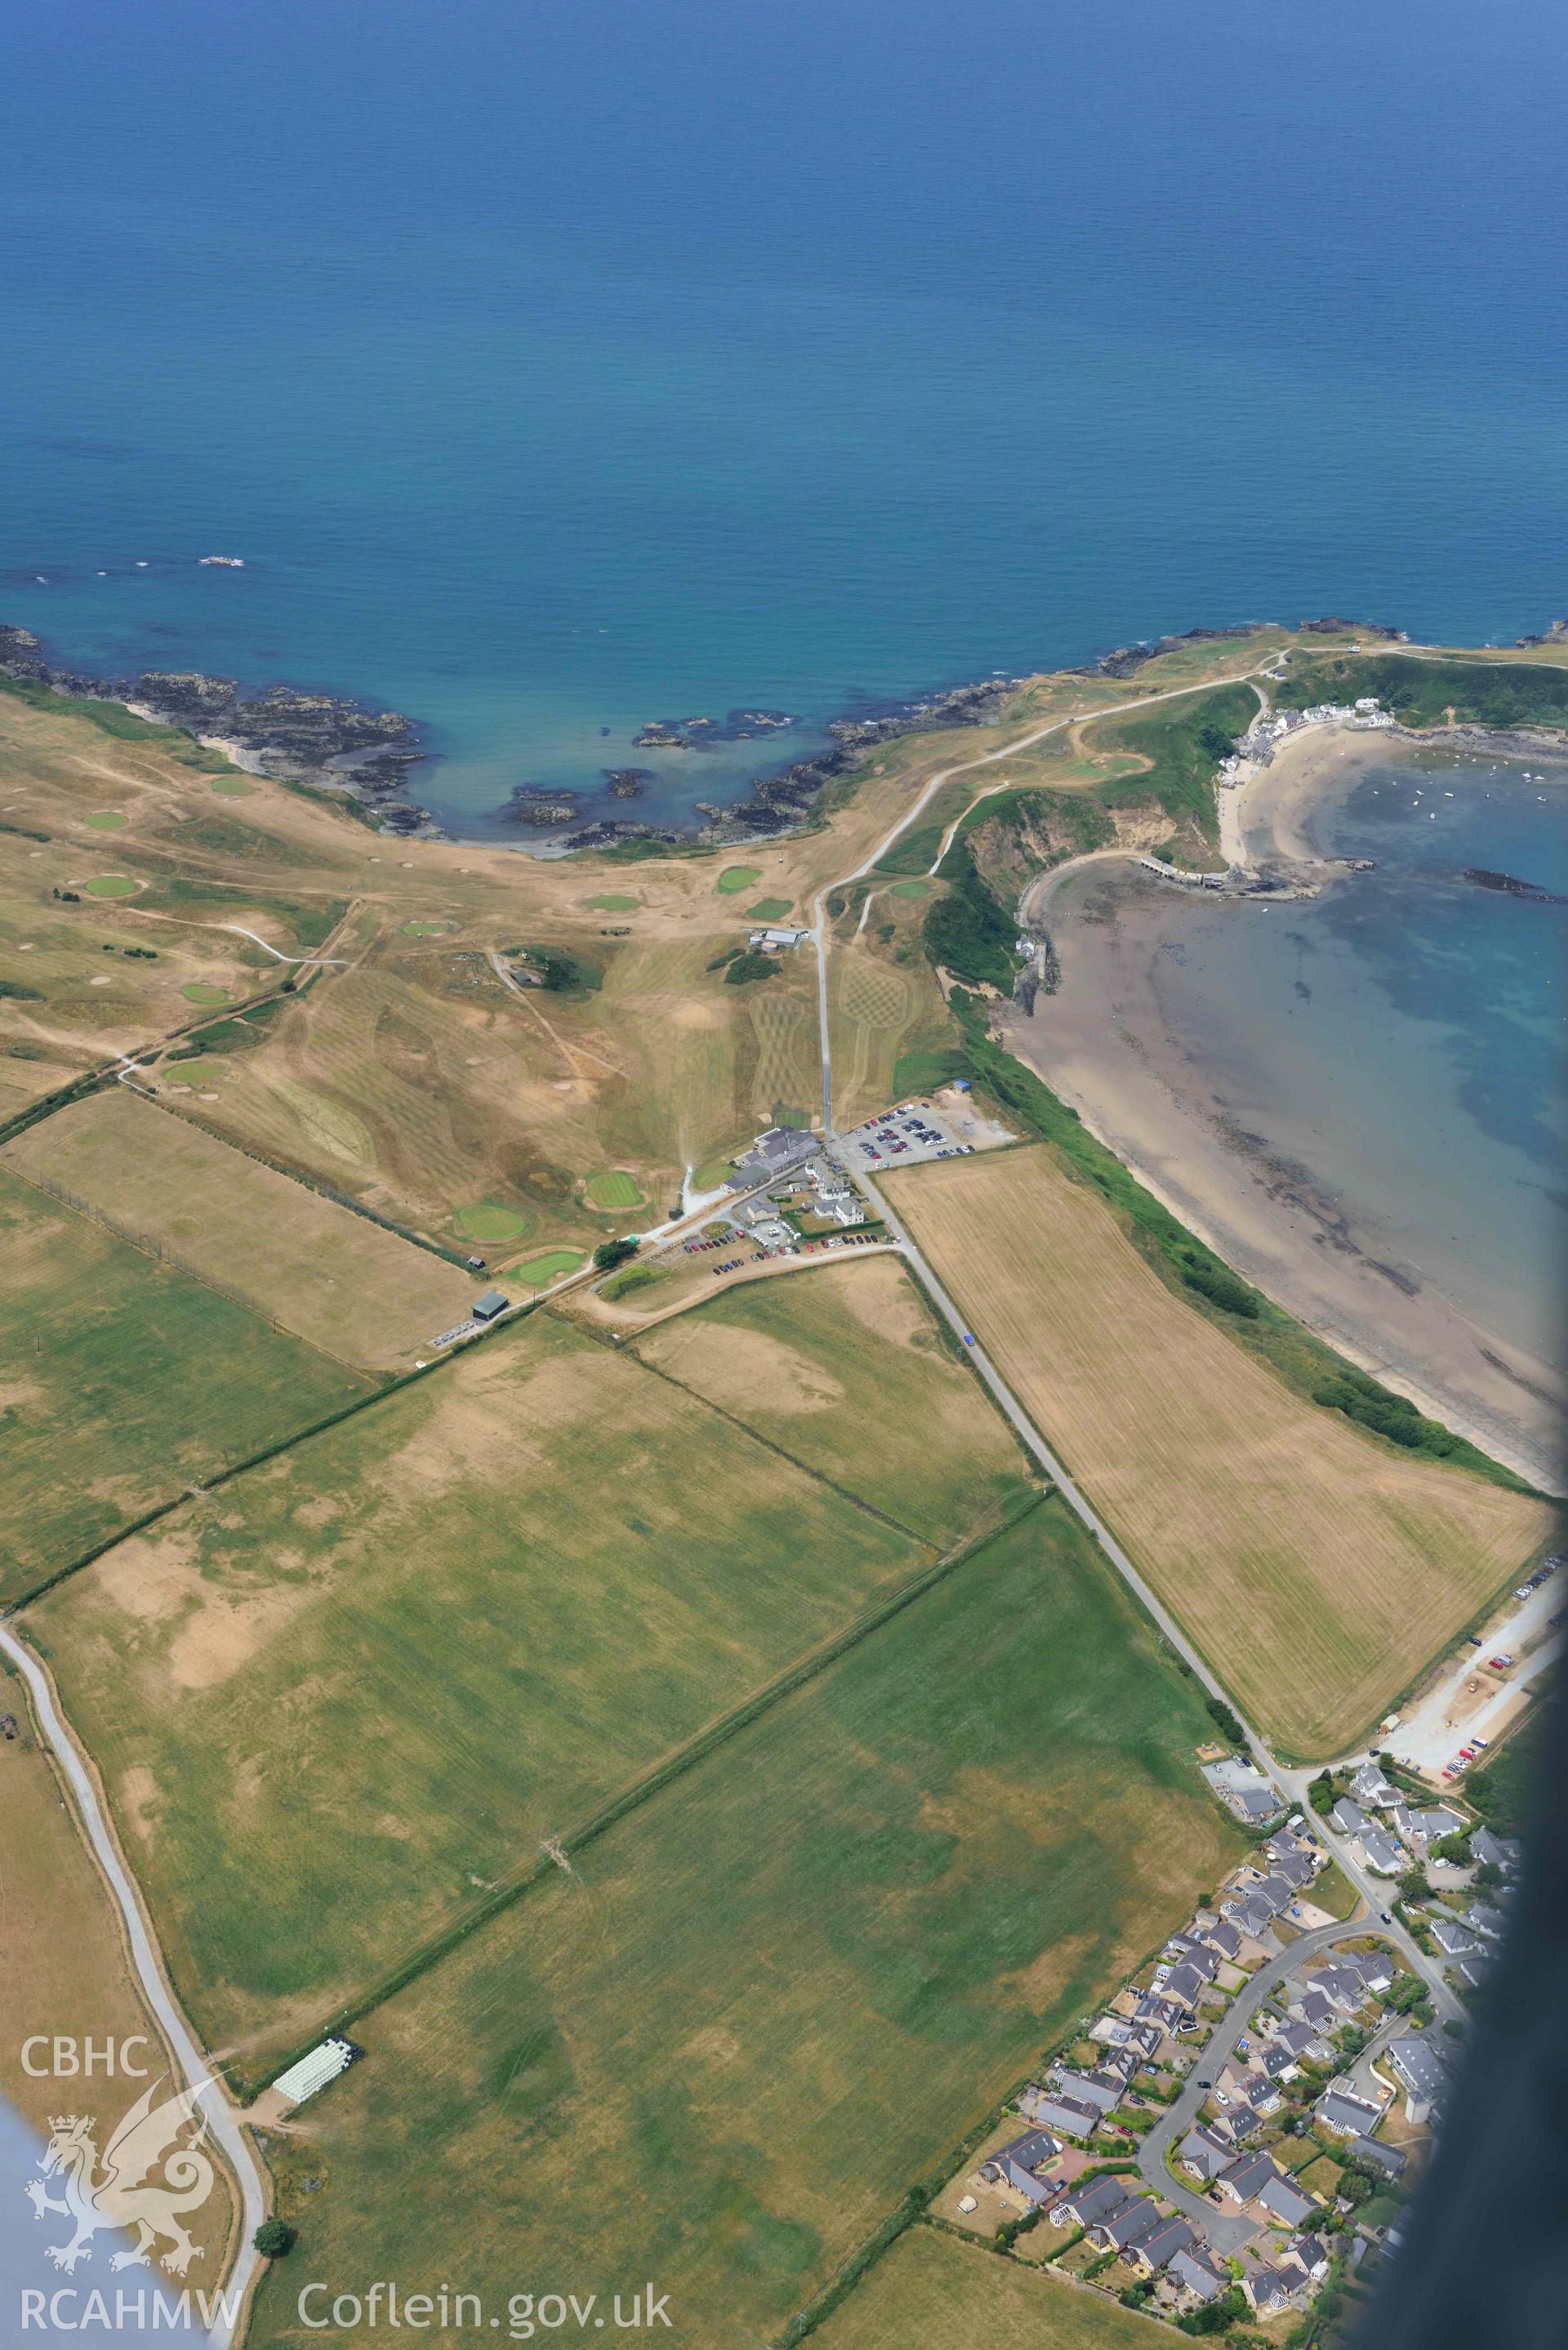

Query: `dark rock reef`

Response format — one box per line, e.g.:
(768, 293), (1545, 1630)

(0, 625), (439, 835)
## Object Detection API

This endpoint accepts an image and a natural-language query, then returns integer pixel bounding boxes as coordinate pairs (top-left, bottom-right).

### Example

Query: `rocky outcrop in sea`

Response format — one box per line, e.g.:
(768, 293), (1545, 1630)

(0, 625), (440, 835)
(1076, 617), (1406, 680)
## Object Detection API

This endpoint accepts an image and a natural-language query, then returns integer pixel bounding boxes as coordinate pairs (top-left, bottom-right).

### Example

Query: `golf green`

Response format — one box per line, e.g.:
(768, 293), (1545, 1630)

(588, 895), (638, 912)
(516, 1248), (586, 1286)
(85, 811), (127, 830)
(211, 778), (256, 797)
(180, 983), (230, 1005)
(586, 1170), (644, 1211)
(452, 1201), (534, 1243)
(715, 866), (761, 894)
(85, 876), (139, 899)
(890, 879), (931, 899)
(399, 921), (449, 936)
(164, 1060), (225, 1085)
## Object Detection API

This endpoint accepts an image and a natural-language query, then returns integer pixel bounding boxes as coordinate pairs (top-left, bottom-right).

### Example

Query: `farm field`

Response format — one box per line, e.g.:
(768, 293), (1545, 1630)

(24, 1312), (935, 2065)
(0, 1162), (368, 1602)
(2, 1088), (478, 1371)
(636, 1252), (1034, 1545)
(813, 2225), (1157, 2350)
(883, 1146), (1554, 1756)
(0, 1700), (240, 2272)
(246, 1508), (1240, 2350)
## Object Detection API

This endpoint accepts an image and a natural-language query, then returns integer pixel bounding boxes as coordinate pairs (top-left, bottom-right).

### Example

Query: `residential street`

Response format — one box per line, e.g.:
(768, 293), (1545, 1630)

(1134, 1922), (1389, 2250)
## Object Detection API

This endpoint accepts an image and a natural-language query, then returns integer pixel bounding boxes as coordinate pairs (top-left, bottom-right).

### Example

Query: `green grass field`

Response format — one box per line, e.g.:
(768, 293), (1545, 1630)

(210, 776), (256, 796)
(587, 894), (639, 912)
(452, 1199), (533, 1242)
(514, 1247), (586, 1286)
(693, 1157), (735, 1189)
(84, 874), (140, 898)
(814, 2226), (1156, 2349)
(247, 1508), (1239, 2350)
(29, 1313), (936, 2062)
(890, 877), (931, 899)
(178, 982), (229, 1004)
(0, 1164), (368, 1603)
(746, 895), (794, 920)
(715, 864), (762, 893)
(637, 1254), (1035, 1545)
(84, 809), (127, 829)
(161, 1059), (226, 1085)
(586, 1167), (644, 1209)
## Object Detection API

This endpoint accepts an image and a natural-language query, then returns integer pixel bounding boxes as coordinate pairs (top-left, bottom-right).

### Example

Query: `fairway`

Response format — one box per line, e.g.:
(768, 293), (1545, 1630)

(2, 1090), (479, 1371)
(0, 1163), (367, 1602)
(884, 1146), (1553, 1755)
(814, 2226), (1156, 2350)
(245, 1509), (1238, 2350)
(28, 1313), (933, 2062)
(638, 1253), (1034, 1545)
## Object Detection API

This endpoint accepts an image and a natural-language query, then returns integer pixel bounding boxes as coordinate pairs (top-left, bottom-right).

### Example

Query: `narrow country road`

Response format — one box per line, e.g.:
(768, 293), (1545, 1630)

(807, 664), (1463, 2030)
(0, 1624), (267, 2344)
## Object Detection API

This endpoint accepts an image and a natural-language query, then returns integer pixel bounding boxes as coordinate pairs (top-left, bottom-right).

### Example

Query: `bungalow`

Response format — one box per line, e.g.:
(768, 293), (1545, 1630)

(1271, 1850), (1317, 1893)
(1352, 1762), (1398, 1808)
(1215, 2152), (1281, 2208)
(1290, 2232), (1334, 2280)
(1201, 1919), (1245, 1964)
(1258, 2041), (1299, 2085)
(1330, 1797), (1369, 1839)
(1355, 1828), (1405, 1877)
(986, 2128), (1062, 2206)
(1170, 2248), (1231, 2308)
(1286, 1985), (1338, 2034)
(1224, 1893), (1277, 1942)
(1428, 1915), (1481, 1960)
(1125, 2216), (1196, 2277)
(1244, 2267), (1305, 2319)
(1312, 1964), (1370, 2015)
(1163, 1961), (1210, 2010)
(1387, 2033), (1447, 2125)
(1401, 1804), (1465, 1854)
(1347, 1948), (1396, 1997)
(1258, 2174), (1319, 2230)
(1351, 2138), (1407, 2181)
(1454, 1952), (1492, 1992)
(1271, 2018), (1329, 2064)
(1216, 2103), (1265, 2144)
(1051, 2174), (1131, 2231)
(1049, 2067), (1123, 2117)
(1025, 2090), (1103, 2142)
(1316, 2089), (1384, 2140)
(1472, 1826), (1524, 1876)
(1465, 1901), (1508, 1942)
(1089, 2198), (1160, 2255)
(1178, 2126), (1233, 2185)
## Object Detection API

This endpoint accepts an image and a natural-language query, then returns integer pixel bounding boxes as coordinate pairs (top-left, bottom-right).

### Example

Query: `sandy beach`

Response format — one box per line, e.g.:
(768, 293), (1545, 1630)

(1004, 727), (1566, 1494)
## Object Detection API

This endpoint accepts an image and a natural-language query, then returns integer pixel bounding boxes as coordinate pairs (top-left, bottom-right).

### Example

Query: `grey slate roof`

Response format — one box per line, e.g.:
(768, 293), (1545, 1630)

(1170, 2249), (1229, 2304)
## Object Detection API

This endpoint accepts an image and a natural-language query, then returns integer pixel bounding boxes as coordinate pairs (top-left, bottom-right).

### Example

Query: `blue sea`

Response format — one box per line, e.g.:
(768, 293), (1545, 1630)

(3, 0), (1568, 837)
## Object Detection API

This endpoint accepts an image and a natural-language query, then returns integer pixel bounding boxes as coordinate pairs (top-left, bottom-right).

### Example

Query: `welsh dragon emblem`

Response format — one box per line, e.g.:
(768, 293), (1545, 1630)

(24, 2076), (216, 2276)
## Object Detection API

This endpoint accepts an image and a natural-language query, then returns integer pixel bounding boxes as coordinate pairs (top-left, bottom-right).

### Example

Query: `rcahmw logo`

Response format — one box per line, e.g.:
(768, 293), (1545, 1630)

(21, 2072), (217, 2279)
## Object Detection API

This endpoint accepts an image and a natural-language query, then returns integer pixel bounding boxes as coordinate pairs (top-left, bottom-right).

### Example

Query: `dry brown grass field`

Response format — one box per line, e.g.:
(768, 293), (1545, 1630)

(24, 1309), (935, 2065)
(813, 2226), (1158, 2350)
(636, 1252), (1035, 1545)
(884, 1145), (1553, 1756)
(0, 1688), (238, 2270)
(2, 1087), (476, 1370)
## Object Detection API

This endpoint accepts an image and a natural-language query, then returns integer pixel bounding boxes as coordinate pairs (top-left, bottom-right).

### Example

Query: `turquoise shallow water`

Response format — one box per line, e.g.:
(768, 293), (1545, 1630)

(3, 0), (1568, 835)
(1135, 756), (1567, 1373)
